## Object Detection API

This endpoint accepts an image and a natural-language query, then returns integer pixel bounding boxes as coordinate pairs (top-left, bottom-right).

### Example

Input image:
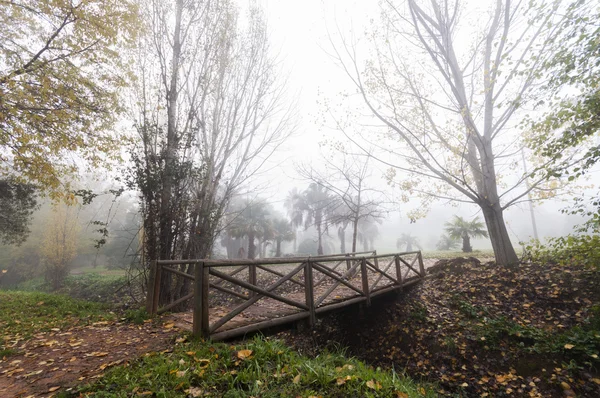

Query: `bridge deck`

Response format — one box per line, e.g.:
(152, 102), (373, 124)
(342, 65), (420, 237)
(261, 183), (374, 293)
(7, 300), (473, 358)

(147, 251), (426, 341)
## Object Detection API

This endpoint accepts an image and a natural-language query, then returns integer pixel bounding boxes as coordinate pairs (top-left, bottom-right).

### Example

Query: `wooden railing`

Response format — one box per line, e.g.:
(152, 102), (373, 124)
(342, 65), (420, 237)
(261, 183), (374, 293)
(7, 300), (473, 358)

(146, 250), (425, 340)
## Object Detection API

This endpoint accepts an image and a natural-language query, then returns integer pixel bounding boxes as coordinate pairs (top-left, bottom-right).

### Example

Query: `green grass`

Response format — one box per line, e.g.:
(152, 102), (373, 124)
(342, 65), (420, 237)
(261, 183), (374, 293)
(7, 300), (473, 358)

(70, 265), (127, 277)
(80, 336), (437, 398)
(13, 273), (129, 303)
(0, 291), (114, 342)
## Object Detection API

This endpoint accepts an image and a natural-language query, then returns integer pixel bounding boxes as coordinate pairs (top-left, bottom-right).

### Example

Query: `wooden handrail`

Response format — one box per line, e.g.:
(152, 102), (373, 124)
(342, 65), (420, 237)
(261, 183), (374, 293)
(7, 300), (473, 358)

(147, 250), (426, 339)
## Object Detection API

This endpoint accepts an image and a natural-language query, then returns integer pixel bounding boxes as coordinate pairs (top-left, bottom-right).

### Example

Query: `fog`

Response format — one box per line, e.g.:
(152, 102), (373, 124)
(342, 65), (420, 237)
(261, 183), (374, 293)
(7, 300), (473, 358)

(1, 0), (597, 286)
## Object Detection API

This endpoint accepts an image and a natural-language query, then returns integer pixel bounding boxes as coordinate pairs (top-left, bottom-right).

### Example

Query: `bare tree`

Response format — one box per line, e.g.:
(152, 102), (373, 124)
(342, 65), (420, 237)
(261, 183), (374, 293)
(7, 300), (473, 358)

(298, 153), (388, 254)
(131, 0), (295, 303)
(330, 0), (572, 266)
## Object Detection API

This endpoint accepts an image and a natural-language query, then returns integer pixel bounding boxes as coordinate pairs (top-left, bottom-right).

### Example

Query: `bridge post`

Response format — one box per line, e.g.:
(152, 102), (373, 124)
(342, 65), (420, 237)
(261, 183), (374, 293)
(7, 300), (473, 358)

(304, 260), (316, 326)
(193, 261), (210, 338)
(146, 260), (161, 315)
(360, 258), (371, 306)
(418, 252), (425, 277)
(249, 264), (257, 298)
(394, 255), (403, 289)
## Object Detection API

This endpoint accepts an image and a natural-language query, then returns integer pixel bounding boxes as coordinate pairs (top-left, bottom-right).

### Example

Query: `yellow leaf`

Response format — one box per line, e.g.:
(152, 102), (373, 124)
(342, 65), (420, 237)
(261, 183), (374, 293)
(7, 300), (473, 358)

(163, 322), (175, 329)
(592, 378), (600, 385)
(186, 351), (196, 356)
(176, 370), (186, 378)
(1, 270), (7, 273)
(564, 344), (575, 350)
(336, 378), (346, 385)
(396, 392), (409, 398)
(366, 380), (377, 389)
(460, 382), (468, 387)
(237, 349), (253, 360)
(48, 386), (60, 392)
(293, 374), (301, 384)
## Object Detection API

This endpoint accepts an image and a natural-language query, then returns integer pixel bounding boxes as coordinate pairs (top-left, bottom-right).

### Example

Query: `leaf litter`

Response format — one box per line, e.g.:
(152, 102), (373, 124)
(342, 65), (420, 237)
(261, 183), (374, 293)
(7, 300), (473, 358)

(279, 257), (600, 397)
(0, 317), (181, 397)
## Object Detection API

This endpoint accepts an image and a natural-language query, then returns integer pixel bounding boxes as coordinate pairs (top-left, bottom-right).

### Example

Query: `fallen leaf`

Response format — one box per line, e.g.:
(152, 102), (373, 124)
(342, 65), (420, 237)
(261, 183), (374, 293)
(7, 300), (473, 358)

(564, 344), (575, 350)
(185, 387), (203, 397)
(48, 386), (60, 392)
(396, 392), (409, 398)
(293, 374), (301, 384)
(237, 349), (253, 360)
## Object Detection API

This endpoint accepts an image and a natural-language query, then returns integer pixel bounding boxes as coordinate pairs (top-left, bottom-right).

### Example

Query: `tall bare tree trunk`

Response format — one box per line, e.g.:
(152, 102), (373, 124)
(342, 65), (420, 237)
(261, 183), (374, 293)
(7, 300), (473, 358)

(158, 0), (183, 304)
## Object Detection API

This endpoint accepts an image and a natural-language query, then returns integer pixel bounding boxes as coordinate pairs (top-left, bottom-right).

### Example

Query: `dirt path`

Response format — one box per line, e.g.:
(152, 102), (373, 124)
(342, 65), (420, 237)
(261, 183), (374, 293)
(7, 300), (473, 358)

(0, 319), (181, 398)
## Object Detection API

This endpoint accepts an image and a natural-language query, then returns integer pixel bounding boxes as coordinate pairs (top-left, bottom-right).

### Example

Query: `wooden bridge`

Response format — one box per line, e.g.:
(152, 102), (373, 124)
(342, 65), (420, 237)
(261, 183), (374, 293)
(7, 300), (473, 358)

(145, 250), (426, 341)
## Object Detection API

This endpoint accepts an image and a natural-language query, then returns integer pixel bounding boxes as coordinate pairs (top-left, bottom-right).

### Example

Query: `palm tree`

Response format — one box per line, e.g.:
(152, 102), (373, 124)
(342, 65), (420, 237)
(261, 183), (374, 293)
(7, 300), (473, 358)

(227, 200), (273, 259)
(357, 218), (380, 252)
(271, 217), (295, 257)
(284, 188), (304, 252)
(436, 234), (460, 251)
(396, 233), (421, 252)
(444, 216), (489, 253)
(293, 183), (335, 255)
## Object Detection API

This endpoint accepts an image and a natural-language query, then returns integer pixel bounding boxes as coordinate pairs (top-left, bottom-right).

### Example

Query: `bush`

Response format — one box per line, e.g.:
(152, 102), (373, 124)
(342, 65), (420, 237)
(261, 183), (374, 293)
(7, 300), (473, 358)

(525, 234), (600, 269)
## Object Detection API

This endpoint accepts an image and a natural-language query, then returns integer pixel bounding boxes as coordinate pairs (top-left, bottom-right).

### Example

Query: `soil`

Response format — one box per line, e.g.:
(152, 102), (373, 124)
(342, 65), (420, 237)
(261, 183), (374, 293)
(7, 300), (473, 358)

(0, 319), (181, 398)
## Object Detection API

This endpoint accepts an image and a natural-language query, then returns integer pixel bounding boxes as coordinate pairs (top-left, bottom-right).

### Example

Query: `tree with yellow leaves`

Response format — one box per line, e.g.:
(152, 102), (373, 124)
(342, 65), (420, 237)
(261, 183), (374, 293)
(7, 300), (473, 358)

(0, 0), (139, 194)
(42, 204), (79, 290)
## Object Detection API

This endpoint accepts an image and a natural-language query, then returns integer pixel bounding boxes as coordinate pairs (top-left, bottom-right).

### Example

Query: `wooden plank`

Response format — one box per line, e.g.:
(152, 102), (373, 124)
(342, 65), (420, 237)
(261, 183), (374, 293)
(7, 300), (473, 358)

(361, 258), (371, 306)
(208, 262), (306, 333)
(256, 264), (304, 287)
(373, 250), (379, 269)
(314, 260), (362, 307)
(155, 250), (419, 268)
(193, 262), (210, 338)
(158, 292), (194, 314)
(162, 266), (195, 280)
(311, 262), (364, 297)
(304, 260), (316, 326)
